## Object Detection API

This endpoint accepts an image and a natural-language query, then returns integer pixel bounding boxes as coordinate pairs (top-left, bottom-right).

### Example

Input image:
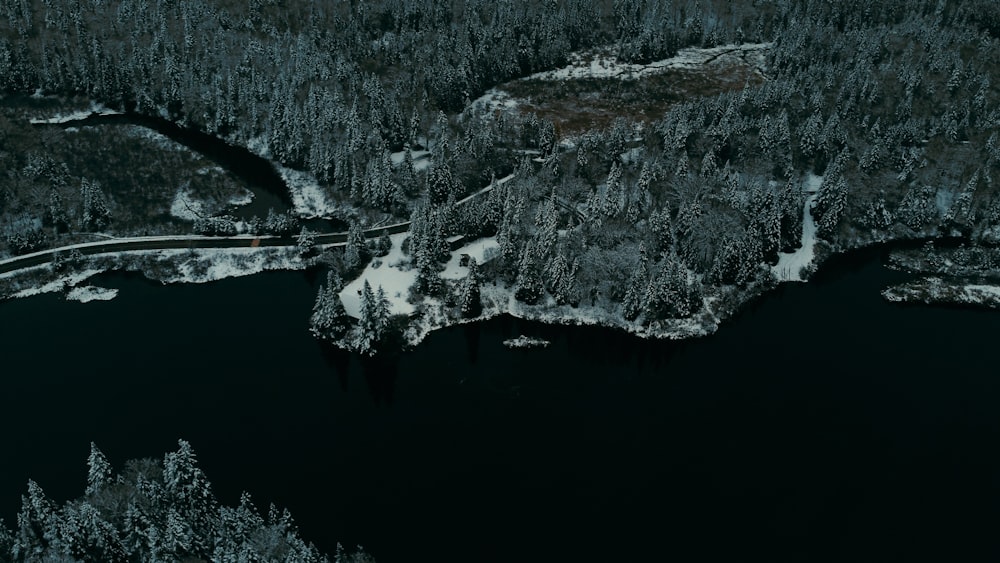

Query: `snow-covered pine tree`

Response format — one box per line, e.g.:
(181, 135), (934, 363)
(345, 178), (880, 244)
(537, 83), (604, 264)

(296, 227), (317, 255)
(534, 193), (560, 260)
(0, 519), (11, 559)
(797, 111), (823, 162)
(343, 220), (370, 272)
(514, 241), (544, 305)
(863, 194), (895, 230)
(649, 206), (674, 252)
(14, 480), (56, 559)
(645, 253), (700, 320)
(352, 280), (390, 356)
(375, 230), (392, 257)
(459, 258), (482, 318)
(621, 244), (650, 321)
(426, 158), (457, 205)
(603, 161), (625, 217)
(162, 440), (216, 554)
(81, 179), (111, 231)
(311, 272), (349, 341)
(86, 443), (113, 497)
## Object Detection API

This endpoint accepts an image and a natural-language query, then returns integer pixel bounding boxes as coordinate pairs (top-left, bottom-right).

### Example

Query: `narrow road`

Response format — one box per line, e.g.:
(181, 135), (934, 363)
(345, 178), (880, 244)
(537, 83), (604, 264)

(0, 223), (412, 276)
(0, 176), (517, 277)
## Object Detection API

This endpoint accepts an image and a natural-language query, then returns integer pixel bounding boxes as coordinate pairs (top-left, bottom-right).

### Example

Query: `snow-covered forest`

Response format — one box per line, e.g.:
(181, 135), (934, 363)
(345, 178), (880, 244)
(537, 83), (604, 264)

(0, 441), (372, 562)
(3, 0), (1000, 352)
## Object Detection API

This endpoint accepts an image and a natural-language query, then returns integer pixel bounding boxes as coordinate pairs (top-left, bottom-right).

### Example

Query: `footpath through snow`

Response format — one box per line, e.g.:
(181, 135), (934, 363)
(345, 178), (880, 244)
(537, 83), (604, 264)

(772, 174), (823, 282)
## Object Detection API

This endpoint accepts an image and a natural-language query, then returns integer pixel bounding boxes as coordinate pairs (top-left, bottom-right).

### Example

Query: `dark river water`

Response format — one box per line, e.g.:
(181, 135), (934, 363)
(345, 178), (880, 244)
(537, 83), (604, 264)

(2, 246), (1000, 562)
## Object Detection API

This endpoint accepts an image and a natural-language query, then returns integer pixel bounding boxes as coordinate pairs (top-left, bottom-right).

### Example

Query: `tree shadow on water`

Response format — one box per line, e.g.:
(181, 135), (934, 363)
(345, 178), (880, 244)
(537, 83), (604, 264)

(317, 340), (352, 392)
(361, 355), (398, 406)
(463, 323), (481, 364)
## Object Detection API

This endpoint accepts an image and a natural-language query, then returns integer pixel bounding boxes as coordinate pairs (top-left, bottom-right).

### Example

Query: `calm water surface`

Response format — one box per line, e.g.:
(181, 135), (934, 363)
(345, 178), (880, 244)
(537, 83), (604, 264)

(1, 247), (999, 562)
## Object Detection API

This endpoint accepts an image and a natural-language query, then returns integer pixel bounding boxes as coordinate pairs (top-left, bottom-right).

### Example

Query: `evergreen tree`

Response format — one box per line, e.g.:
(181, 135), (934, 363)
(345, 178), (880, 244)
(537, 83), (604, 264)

(649, 206), (674, 252)
(311, 272), (350, 341)
(621, 244), (650, 321)
(296, 227), (317, 255)
(14, 480), (55, 559)
(344, 220), (370, 272)
(81, 179), (111, 232)
(426, 159), (457, 205)
(45, 188), (69, 233)
(375, 230), (392, 257)
(514, 241), (544, 304)
(162, 440), (217, 555)
(353, 280), (391, 356)
(459, 257), (482, 318)
(86, 443), (113, 497)
(0, 520), (12, 560)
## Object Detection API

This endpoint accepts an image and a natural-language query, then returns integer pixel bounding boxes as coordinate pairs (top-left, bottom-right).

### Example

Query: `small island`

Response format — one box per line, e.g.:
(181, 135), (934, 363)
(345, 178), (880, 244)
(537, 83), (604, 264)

(503, 335), (553, 349)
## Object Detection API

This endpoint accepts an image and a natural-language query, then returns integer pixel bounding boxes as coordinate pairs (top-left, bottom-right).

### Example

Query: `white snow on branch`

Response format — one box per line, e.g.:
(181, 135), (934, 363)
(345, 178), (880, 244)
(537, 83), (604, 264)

(28, 101), (122, 124)
(66, 285), (118, 303)
(772, 174), (823, 282)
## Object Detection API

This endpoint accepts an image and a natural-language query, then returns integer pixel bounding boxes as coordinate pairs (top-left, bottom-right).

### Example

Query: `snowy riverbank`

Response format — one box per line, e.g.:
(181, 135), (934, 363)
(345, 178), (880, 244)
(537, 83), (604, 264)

(883, 277), (1000, 309)
(0, 246), (309, 303)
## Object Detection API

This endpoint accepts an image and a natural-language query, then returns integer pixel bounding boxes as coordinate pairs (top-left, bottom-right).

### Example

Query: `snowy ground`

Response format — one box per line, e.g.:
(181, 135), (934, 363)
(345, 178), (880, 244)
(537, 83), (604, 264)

(470, 88), (522, 114)
(275, 164), (338, 219)
(66, 285), (119, 303)
(525, 42), (772, 82)
(340, 233), (417, 318)
(29, 101), (122, 124)
(772, 174), (823, 282)
(1, 246), (306, 304)
(170, 186), (206, 221)
(227, 188), (254, 207)
(440, 237), (499, 279)
(137, 246), (306, 285)
(882, 277), (1000, 309)
(391, 234), (719, 347)
(389, 148), (433, 172)
(6, 268), (104, 300)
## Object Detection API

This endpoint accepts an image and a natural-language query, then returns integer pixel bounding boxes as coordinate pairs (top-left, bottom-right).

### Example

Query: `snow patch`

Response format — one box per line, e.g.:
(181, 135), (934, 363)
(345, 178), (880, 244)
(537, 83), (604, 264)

(143, 247), (305, 284)
(29, 101), (122, 124)
(503, 335), (551, 349)
(227, 188), (254, 207)
(340, 233), (417, 318)
(276, 165), (338, 219)
(441, 237), (499, 280)
(772, 174), (822, 282)
(526, 42), (772, 82)
(883, 278), (1000, 309)
(246, 135), (272, 159)
(389, 148), (433, 172)
(66, 285), (118, 303)
(170, 186), (205, 221)
(8, 268), (103, 299)
(470, 88), (522, 113)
